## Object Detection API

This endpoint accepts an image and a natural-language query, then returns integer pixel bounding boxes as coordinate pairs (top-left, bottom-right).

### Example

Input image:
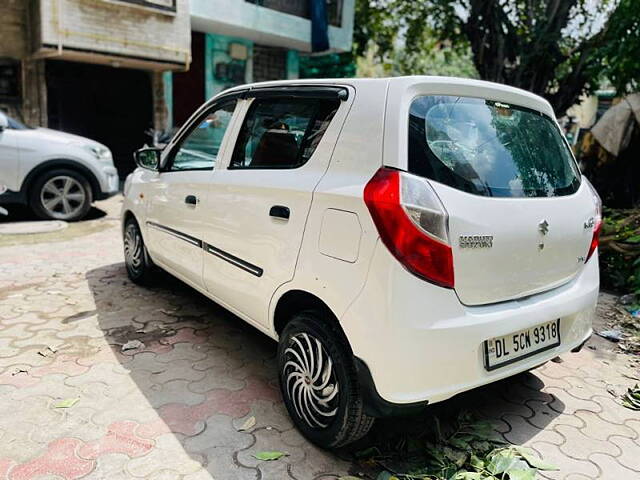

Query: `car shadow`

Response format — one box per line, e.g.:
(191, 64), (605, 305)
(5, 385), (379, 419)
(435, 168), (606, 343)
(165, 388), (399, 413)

(0, 204), (107, 222)
(84, 262), (565, 476)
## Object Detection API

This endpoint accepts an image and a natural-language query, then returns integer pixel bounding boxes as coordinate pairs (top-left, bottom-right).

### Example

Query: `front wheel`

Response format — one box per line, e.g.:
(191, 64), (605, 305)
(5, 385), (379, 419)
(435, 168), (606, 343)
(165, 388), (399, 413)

(30, 169), (92, 221)
(277, 311), (374, 448)
(123, 218), (156, 285)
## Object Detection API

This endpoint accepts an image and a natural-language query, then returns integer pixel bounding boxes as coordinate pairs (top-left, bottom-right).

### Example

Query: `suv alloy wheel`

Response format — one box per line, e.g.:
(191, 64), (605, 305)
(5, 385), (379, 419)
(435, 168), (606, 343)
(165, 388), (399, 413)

(30, 169), (92, 221)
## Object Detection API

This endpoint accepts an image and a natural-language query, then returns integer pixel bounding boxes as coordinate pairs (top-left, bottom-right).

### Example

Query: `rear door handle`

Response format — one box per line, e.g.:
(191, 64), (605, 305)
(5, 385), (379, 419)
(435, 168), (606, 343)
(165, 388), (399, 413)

(269, 205), (290, 219)
(185, 195), (198, 205)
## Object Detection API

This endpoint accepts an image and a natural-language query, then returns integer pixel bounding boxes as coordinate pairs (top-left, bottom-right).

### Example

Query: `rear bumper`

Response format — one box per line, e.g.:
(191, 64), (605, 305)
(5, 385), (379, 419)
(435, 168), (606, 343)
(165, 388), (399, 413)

(354, 357), (429, 417)
(342, 241), (598, 411)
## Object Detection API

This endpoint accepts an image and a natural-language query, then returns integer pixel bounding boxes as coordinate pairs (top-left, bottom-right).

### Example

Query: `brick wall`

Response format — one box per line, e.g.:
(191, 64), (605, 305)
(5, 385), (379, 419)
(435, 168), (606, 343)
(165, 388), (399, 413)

(38, 0), (191, 67)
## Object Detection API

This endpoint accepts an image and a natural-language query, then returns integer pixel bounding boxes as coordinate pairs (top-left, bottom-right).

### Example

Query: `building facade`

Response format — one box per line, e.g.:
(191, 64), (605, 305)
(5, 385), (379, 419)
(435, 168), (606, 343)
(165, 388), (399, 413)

(171, 0), (355, 126)
(1, 0), (190, 177)
(0, 0), (354, 177)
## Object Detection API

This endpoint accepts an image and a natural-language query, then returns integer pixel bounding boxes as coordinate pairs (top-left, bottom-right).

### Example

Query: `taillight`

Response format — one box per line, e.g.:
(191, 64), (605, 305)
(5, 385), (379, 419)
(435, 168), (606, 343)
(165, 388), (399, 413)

(585, 179), (602, 263)
(364, 168), (454, 288)
(586, 220), (601, 262)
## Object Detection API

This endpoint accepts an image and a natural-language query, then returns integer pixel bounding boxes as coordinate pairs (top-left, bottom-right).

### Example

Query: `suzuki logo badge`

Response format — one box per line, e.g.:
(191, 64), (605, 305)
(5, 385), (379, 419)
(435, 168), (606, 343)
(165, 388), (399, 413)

(538, 220), (549, 235)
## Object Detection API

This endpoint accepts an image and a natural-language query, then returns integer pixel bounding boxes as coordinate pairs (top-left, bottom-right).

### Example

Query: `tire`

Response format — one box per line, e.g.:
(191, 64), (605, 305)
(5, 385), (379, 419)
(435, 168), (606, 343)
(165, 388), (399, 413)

(30, 169), (93, 221)
(277, 310), (374, 448)
(123, 217), (156, 285)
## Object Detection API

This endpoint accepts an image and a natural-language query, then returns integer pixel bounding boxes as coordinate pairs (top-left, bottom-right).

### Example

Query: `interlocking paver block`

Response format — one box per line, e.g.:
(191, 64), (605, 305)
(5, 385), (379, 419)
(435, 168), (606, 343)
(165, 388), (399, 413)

(78, 421), (155, 460)
(589, 453), (638, 480)
(590, 394), (637, 425)
(544, 386), (603, 415)
(183, 414), (252, 453)
(7, 438), (95, 480)
(608, 436), (640, 471)
(188, 366), (246, 393)
(531, 441), (600, 479)
(145, 379), (206, 408)
(501, 414), (564, 446)
(125, 434), (203, 477)
(80, 453), (130, 480)
(555, 424), (621, 460)
(1, 196), (639, 479)
(575, 410), (636, 441)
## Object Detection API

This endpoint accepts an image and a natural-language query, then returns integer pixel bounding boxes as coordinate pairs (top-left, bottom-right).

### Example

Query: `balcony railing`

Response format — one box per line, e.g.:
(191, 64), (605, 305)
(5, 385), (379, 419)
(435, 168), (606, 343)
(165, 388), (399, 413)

(246, 0), (343, 27)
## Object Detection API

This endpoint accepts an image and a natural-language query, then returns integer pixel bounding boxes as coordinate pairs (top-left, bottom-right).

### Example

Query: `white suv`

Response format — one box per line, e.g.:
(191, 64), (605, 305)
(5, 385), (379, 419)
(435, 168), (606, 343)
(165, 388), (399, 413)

(0, 112), (119, 220)
(121, 77), (600, 448)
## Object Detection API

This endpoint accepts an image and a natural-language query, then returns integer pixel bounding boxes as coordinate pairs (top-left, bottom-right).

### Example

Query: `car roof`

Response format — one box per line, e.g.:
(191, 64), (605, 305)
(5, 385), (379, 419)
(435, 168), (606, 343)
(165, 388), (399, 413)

(216, 76), (556, 118)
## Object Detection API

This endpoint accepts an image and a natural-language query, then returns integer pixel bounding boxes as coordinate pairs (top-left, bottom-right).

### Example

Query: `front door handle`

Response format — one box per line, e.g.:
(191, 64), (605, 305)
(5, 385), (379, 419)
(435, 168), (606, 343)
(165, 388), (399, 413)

(269, 205), (290, 219)
(185, 195), (198, 205)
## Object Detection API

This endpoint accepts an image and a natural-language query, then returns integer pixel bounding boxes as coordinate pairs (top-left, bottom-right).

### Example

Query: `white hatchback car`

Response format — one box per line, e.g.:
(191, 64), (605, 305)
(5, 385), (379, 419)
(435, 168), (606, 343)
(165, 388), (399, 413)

(121, 77), (600, 448)
(0, 112), (119, 220)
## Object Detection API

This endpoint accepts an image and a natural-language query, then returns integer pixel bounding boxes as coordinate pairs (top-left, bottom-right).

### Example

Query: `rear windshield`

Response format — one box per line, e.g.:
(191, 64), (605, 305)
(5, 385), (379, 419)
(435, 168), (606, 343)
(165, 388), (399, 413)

(408, 96), (581, 197)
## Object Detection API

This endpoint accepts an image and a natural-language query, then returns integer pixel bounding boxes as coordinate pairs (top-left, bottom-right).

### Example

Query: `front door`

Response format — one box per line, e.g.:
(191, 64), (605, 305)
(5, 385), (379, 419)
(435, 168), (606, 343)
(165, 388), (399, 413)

(201, 91), (351, 328)
(0, 116), (20, 192)
(145, 100), (238, 288)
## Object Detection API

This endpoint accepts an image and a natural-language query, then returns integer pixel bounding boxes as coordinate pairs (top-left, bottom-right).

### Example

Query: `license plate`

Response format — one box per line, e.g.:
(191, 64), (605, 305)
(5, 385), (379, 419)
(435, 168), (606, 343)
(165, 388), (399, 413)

(484, 319), (560, 371)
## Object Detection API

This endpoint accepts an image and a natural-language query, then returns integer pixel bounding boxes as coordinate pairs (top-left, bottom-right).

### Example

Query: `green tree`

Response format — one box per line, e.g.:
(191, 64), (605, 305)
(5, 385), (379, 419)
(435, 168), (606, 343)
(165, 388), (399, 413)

(599, 0), (640, 94)
(354, 0), (636, 116)
(393, 37), (478, 79)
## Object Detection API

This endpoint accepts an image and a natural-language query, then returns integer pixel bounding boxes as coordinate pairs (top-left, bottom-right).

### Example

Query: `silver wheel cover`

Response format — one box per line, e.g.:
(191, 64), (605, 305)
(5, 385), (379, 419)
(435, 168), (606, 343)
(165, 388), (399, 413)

(283, 332), (339, 429)
(124, 223), (144, 273)
(40, 176), (87, 220)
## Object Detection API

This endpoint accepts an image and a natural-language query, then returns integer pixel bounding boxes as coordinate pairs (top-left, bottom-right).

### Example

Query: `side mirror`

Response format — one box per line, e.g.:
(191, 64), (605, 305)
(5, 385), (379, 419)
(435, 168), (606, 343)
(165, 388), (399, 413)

(0, 113), (8, 132)
(134, 147), (162, 171)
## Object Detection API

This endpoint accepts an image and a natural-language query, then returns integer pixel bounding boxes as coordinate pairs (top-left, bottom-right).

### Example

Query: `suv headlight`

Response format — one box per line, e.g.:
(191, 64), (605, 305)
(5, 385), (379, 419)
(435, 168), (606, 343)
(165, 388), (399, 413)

(83, 144), (113, 162)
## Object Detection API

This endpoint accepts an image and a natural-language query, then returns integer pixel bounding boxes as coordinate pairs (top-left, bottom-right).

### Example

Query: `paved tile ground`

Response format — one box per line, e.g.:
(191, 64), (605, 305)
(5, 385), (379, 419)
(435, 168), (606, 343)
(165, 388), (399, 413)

(0, 196), (638, 480)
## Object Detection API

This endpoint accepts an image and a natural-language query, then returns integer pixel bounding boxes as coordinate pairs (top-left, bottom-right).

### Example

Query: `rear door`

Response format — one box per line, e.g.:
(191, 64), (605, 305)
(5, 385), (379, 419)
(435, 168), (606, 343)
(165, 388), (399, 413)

(201, 87), (351, 328)
(385, 81), (598, 305)
(145, 100), (238, 287)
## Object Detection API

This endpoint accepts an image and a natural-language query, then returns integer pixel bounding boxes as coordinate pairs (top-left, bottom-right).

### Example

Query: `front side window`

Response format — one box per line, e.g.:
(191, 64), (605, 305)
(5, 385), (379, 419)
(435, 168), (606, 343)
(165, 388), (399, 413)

(408, 96), (581, 197)
(169, 101), (236, 171)
(229, 97), (339, 169)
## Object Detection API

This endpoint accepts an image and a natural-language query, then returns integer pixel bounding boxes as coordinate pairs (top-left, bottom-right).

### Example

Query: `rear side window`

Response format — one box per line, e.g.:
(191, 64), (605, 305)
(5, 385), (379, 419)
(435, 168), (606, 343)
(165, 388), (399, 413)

(408, 96), (581, 197)
(230, 97), (339, 169)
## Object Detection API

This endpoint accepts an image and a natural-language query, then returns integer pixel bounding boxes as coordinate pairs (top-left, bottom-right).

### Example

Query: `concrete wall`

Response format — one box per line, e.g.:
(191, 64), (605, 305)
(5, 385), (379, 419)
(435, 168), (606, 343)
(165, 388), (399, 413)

(191, 0), (355, 53)
(38, 0), (191, 68)
(204, 33), (253, 100)
(0, 0), (31, 58)
(199, 33), (300, 103)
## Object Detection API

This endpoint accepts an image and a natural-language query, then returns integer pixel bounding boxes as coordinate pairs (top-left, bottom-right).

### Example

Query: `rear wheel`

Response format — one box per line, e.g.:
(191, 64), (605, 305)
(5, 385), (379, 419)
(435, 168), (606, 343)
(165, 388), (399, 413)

(30, 169), (92, 221)
(123, 218), (156, 285)
(277, 310), (374, 448)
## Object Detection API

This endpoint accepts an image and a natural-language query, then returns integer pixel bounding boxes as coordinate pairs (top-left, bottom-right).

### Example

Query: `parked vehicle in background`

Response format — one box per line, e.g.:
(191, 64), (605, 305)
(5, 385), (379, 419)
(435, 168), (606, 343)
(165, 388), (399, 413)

(0, 184), (7, 216)
(0, 112), (119, 221)
(121, 77), (601, 448)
